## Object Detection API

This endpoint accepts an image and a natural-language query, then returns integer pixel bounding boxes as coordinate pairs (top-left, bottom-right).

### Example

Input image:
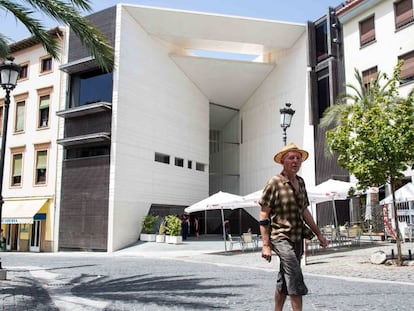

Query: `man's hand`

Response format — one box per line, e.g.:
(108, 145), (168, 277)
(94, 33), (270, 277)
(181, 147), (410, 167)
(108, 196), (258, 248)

(318, 235), (328, 248)
(261, 245), (272, 262)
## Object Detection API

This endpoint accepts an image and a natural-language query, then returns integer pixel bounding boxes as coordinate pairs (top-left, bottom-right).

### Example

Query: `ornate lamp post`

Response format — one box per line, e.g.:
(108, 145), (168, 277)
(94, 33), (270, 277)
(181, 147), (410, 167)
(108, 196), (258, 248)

(279, 103), (295, 146)
(0, 57), (20, 263)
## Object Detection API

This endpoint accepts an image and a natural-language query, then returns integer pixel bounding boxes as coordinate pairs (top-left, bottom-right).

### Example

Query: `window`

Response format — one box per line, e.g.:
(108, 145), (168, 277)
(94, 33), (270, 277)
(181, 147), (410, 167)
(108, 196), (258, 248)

(66, 145), (110, 159)
(196, 162), (205, 172)
(37, 87), (52, 128)
(359, 15), (375, 47)
(69, 70), (113, 108)
(155, 152), (170, 164)
(188, 160), (192, 169)
(316, 68), (330, 120)
(362, 66), (378, 89)
(38, 95), (50, 128)
(210, 130), (220, 154)
(14, 100), (25, 133)
(18, 63), (29, 80)
(11, 152), (23, 186)
(40, 56), (52, 73)
(175, 157), (184, 167)
(399, 50), (414, 84)
(315, 21), (328, 61)
(35, 149), (48, 184)
(395, 0), (414, 29)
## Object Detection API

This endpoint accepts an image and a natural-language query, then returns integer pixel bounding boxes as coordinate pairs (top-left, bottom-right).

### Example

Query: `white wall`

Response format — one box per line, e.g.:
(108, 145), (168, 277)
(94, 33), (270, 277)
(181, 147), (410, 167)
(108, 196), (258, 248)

(108, 6), (209, 251)
(239, 31), (315, 195)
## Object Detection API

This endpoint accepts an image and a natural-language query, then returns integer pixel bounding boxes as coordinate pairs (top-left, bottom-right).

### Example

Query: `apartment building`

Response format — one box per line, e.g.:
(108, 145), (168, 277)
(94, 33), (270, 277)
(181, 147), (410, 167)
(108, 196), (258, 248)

(0, 27), (66, 252)
(338, 0), (414, 98)
(336, 0), (414, 228)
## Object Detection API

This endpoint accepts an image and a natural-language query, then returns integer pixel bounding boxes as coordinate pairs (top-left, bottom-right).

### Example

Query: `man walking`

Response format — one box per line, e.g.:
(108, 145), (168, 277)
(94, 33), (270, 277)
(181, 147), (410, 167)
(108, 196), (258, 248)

(259, 143), (327, 311)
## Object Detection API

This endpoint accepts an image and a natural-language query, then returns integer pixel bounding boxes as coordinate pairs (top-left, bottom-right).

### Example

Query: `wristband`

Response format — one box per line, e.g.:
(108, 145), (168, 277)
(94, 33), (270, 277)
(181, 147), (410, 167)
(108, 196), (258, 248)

(259, 218), (270, 226)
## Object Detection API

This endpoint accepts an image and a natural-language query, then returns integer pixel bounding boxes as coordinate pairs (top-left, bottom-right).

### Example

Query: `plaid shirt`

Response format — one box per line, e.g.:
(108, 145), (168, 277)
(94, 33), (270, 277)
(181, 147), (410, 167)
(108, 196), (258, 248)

(259, 173), (310, 242)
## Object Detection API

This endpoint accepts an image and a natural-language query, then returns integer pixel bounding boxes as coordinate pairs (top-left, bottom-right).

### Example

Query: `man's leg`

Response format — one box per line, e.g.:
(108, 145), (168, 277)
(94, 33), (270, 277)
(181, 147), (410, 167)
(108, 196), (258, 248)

(274, 288), (287, 311)
(290, 295), (303, 311)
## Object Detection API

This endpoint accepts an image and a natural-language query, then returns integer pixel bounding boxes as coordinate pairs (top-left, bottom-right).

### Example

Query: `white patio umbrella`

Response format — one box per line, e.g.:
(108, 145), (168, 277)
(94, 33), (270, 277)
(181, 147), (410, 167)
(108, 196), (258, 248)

(231, 190), (263, 221)
(307, 179), (355, 228)
(379, 182), (414, 205)
(184, 191), (244, 251)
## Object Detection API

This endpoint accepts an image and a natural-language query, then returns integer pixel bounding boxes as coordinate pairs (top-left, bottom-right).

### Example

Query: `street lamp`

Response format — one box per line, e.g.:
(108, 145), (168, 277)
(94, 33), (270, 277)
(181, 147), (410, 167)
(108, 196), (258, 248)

(0, 57), (20, 259)
(279, 103), (295, 146)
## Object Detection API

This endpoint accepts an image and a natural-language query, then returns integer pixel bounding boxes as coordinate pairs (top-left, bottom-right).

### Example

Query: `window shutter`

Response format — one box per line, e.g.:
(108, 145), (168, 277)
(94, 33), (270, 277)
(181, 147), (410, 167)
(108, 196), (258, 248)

(36, 151), (47, 169)
(400, 51), (414, 81)
(16, 102), (25, 131)
(360, 16), (375, 46)
(362, 66), (378, 86)
(13, 154), (22, 176)
(395, 0), (413, 28)
(39, 95), (50, 109)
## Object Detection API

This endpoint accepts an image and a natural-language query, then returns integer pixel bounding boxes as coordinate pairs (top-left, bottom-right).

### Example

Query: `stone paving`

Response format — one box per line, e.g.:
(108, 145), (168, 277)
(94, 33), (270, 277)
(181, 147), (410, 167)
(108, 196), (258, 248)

(115, 237), (414, 284)
(0, 238), (413, 310)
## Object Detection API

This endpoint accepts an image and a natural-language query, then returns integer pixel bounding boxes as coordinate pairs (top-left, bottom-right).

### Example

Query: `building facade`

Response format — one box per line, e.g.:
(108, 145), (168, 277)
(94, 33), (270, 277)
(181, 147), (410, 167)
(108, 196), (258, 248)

(0, 28), (66, 252)
(55, 4), (321, 252)
(337, 0), (414, 230)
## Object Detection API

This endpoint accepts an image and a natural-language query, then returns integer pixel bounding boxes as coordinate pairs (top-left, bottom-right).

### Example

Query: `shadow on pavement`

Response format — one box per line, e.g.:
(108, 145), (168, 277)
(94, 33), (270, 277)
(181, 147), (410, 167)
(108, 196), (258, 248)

(71, 272), (250, 310)
(1, 276), (59, 310)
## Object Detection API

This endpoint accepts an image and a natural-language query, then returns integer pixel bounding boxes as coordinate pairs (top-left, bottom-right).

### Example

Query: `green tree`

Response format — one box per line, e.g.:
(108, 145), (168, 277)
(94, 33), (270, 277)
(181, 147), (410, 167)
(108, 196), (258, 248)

(323, 63), (414, 266)
(0, 0), (113, 72)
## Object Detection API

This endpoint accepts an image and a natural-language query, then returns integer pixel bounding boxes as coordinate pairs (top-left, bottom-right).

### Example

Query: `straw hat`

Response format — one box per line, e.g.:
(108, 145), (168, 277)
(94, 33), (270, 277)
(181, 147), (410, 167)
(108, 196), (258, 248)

(273, 143), (309, 164)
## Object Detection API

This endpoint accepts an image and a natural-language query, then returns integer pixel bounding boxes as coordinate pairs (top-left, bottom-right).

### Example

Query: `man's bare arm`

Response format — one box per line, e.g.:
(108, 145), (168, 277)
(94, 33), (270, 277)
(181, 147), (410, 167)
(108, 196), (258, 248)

(259, 206), (272, 262)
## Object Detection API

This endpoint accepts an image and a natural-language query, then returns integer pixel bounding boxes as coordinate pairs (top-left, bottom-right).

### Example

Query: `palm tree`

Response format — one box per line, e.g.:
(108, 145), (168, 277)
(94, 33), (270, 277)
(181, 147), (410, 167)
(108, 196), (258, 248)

(320, 67), (395, 129)
(0, 0), (113, 72)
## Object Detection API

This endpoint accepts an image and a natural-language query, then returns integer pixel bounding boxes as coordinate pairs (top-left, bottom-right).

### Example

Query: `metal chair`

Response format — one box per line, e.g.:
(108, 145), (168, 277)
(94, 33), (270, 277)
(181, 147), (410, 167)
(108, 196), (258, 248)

(227, 234), (241, 250)
(241, 233), (256, 251)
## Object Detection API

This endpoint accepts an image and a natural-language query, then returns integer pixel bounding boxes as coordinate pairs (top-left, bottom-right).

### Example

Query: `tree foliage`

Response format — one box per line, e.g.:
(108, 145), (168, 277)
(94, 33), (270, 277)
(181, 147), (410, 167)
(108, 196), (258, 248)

(322, 62), (414, 265)
(325, 63), (414, 189)
(0, 0), (113, 72)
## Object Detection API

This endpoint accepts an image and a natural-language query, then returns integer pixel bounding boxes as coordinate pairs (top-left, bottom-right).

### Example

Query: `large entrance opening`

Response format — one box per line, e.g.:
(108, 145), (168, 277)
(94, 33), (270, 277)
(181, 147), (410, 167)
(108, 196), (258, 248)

(209, 103), (240, 195)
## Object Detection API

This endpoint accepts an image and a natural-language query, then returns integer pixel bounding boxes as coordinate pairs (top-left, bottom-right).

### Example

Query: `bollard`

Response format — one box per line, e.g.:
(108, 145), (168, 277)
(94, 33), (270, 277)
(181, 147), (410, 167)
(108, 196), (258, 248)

(409, 250), (412, 261)
(391, 249), (395, 259)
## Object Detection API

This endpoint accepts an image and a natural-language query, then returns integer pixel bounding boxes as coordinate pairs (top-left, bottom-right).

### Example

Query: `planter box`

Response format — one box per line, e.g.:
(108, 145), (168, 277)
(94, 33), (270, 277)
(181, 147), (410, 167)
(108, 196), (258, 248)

(165, 235), (182, 244)
(140, 233), (156, 242)
(156, 235), (165, 243)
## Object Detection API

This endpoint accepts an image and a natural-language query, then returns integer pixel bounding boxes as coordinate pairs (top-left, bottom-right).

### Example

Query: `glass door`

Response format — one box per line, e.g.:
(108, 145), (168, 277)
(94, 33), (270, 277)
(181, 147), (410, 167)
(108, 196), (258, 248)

(30, 221), (41, 252)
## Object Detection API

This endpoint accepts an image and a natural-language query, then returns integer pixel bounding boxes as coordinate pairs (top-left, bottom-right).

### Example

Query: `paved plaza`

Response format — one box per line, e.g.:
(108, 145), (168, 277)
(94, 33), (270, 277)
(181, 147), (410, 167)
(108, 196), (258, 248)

(0, 238), (413, 310)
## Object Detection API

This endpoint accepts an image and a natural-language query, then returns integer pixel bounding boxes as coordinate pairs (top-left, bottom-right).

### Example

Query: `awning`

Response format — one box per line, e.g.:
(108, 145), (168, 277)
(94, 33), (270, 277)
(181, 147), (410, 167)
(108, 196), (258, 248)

(1, 199), (48, 224)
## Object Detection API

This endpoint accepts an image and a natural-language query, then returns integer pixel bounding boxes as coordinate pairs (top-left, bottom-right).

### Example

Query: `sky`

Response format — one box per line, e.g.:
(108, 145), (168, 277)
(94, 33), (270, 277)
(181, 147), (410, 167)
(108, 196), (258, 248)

(1, 0), (342, 42)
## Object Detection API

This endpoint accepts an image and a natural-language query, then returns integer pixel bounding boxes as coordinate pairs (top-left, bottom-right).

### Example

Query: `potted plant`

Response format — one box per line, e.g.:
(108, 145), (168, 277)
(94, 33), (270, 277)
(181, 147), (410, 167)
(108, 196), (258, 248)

(140, 214), (158, 242)
(164, 215), (182, 244)
(156, 218), (166, 243)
